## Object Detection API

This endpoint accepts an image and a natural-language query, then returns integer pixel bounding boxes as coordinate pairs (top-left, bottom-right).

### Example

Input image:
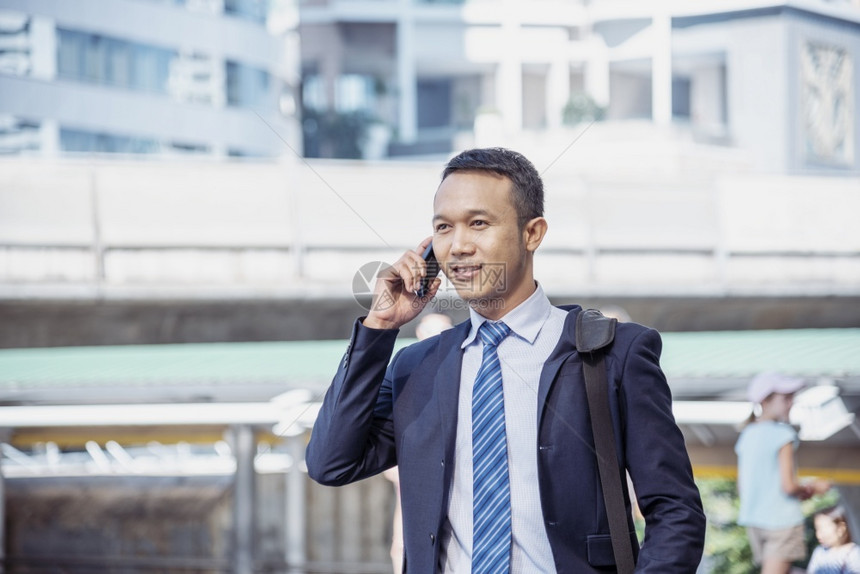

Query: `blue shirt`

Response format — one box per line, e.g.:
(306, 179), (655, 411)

(439, 284), (566, 573)
(735, 420), (803, 529)
(807, 542), (860, 574)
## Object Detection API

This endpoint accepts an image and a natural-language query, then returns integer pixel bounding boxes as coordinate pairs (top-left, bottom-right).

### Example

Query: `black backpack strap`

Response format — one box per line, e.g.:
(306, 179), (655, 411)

(576, 309), (636, 574)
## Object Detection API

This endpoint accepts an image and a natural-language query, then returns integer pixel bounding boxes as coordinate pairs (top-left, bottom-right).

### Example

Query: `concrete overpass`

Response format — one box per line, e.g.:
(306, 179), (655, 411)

(1, 128), (859, 346)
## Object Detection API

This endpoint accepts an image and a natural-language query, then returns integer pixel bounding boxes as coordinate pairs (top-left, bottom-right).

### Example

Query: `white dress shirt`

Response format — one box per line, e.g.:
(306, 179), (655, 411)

(439, 284), (567, 573)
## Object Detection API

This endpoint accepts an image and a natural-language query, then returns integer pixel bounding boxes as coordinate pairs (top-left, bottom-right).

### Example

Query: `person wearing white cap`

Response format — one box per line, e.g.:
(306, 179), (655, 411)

(735, 372), (831, 574)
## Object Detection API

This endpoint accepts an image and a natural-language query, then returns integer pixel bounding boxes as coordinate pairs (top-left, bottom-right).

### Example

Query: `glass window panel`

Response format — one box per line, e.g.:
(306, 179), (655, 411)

(56, 28), (175, 94)
(302, 74), (326, 111)
(224, 0), (267, 24)
(57, 29), (84, 80)
(60, 128), (159, 154)
(336, 74), (373, 113)
(225, 59), (270, 108)
(135, 45), (156, 92)
(226, 60), (239, 106)
(105, 38), (130, 88)
(83, 34), (102, 83)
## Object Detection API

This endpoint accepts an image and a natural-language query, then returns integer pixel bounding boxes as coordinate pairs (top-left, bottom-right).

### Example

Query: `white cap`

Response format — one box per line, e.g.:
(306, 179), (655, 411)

(747, 372), (806, 404)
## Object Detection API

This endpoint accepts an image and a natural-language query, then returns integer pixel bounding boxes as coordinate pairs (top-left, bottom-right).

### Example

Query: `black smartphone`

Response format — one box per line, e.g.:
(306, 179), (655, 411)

(417, 243), (441, 298)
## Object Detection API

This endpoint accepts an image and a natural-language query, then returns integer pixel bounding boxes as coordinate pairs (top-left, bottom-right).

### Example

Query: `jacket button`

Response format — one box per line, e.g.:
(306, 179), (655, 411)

(430, 533), (435, 545)
(440, 459), (444, 467)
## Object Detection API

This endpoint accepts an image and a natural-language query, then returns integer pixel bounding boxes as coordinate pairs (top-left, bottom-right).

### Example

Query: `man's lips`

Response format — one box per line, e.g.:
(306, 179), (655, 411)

(447, 263), (481, 281)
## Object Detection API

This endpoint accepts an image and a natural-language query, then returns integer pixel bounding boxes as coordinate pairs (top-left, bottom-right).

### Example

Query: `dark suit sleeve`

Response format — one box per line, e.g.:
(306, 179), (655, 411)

(620, 328), (706, 573)
(305, 318), (400, 486)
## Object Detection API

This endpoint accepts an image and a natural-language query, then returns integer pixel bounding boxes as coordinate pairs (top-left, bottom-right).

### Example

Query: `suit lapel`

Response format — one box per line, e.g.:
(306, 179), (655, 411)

(435, 322), (469, 462)
(537, 307), (580, 427)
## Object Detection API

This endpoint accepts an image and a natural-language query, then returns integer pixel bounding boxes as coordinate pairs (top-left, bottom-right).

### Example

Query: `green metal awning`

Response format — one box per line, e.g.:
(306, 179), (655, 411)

(1, 329), (859, 478)
(659, 328), (860, 379)
(0, 340), (357, 390)
(0, 329), (858, 401)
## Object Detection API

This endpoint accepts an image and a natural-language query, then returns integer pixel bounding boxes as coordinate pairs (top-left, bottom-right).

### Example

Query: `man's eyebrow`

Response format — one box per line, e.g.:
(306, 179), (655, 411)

(433, 208), (493, 221)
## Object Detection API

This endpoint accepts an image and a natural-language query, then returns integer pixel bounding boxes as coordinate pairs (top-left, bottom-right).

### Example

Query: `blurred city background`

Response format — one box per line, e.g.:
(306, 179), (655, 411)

(0, 0), (859, 572)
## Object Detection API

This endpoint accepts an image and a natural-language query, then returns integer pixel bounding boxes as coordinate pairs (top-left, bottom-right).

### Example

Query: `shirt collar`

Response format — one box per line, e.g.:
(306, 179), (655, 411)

(461, 283), (552, 349)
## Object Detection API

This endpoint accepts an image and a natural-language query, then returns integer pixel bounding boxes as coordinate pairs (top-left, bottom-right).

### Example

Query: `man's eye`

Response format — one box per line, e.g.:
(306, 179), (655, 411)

(435, 223), (450, 232)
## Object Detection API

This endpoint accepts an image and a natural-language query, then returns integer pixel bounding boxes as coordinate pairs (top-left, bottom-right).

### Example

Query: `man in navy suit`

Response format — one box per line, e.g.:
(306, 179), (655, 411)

(306, 148), (705, 573)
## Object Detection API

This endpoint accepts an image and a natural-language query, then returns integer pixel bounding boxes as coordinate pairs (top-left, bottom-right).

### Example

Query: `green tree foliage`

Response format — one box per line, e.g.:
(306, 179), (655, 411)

(698, 477), (756, 574)
(302, 108), (377, 159)
(697, 476), (840, 573)
(562, 92), (606, 125)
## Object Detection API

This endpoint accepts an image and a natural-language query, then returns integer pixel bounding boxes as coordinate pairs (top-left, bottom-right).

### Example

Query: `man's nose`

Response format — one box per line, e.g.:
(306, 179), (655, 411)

(450, 229), (476, 257)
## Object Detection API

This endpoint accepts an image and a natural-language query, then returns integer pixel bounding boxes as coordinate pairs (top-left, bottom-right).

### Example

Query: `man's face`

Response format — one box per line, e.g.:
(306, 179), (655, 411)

(432, 171), (536, 318)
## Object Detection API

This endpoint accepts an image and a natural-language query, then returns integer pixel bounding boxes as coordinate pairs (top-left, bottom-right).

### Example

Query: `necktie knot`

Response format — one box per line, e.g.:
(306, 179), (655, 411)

(479, 321), (510, 348)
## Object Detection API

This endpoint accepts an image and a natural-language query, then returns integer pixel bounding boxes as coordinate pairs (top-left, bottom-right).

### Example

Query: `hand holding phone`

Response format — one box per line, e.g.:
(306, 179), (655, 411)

(417, 243), (441, 298)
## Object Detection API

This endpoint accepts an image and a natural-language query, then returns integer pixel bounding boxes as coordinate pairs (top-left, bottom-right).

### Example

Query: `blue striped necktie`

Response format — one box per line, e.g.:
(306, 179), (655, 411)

(472, 320), (512, 573)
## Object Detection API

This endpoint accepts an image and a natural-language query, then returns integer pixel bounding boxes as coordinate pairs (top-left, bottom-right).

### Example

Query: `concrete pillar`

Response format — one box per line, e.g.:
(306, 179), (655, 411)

(585, 39), (610, 108)
(0, 441), (5, 574)
(232, 425), (256, 574)
(497, 2), (523, 134)
(29, 17), (56, 80)
(651, 10), (672, 126)
(31, 17), (58, 157)
(285, 435), (306, 571)
(480, 73), (496, 110)
(546, 58), (570, 130)
(321, 26), (342, 113)
(285, 156), (305, 279)
(39, 119), (60, 157)
(396, 0), (417, 143)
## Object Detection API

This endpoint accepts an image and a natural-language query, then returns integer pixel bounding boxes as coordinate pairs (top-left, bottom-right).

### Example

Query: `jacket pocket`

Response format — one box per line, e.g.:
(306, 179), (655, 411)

(586, 532), (637, 567)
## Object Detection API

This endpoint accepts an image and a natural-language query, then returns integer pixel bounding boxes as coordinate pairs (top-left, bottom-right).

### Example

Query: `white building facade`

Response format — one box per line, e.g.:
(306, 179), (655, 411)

(0, 0), (301, 157)
(299, 0), (860, 174)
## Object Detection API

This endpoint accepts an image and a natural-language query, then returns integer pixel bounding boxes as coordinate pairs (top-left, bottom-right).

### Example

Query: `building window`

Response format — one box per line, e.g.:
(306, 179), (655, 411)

(417, 78), (452, 129)
(672, 76), (691, 119)
(607, 67), (652, 120)
(60, 128), (160, 154)
(226, 60), (270, 108)
(336, 74), (374, 113)
(170, 142), (210, 154)
(224, 0), (268, 24)
(57, 29), (174, 94)
(301, 74), (326, 112)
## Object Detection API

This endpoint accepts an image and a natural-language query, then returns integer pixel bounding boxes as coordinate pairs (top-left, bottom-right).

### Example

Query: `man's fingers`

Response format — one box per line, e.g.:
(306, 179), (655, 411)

(424, 277), (442, 298)
(394, 251), (427, 293)
(377, 242), (435, 301)
(417, 235), (433, 253)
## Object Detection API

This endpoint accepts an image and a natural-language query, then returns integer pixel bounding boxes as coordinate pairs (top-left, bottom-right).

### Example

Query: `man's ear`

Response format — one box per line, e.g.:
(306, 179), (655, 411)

(523, 217), (548, 253)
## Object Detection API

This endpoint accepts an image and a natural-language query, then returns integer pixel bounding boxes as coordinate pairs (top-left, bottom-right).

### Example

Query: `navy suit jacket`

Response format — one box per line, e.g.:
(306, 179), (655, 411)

(306, 305), (705, 573)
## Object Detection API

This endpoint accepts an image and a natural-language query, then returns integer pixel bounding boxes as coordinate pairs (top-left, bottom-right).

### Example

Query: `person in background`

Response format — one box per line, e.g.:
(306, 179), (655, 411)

(735, 372), (831, 574)
(415, 312), (455, 342)
(383, 312), (454, 574)
(807, 505), (860, 574)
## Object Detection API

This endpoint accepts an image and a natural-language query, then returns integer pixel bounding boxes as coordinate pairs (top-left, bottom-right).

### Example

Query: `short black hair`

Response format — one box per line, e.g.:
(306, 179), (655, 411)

(441, 147), (544, 229)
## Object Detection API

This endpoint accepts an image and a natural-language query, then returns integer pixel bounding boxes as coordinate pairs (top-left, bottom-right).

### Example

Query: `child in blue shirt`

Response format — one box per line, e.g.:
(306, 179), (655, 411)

(808, 505), (860, 574)
(735, 372), (830, 574)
